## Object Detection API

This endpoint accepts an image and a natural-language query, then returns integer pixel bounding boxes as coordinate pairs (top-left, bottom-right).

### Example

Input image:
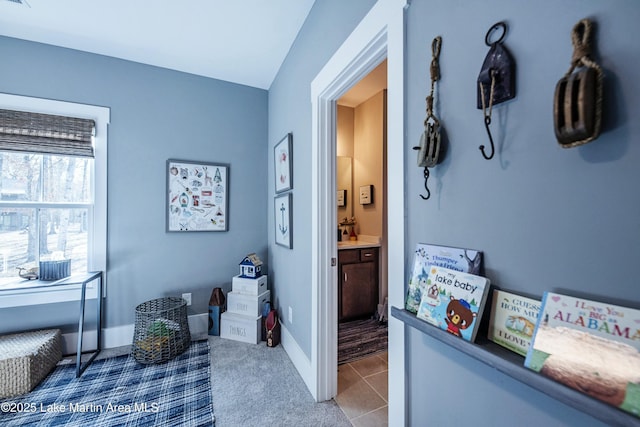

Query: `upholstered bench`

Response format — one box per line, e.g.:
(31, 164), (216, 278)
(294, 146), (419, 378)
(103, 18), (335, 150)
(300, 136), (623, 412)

(0, 329), (62, 398)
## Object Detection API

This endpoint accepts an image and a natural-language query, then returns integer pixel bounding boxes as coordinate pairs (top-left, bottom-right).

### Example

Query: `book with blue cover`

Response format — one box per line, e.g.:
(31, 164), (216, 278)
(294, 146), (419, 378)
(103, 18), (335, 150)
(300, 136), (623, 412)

(415, 266), (490, 342)
(405, 243), (483, 314)
(524, 292), (640, 418)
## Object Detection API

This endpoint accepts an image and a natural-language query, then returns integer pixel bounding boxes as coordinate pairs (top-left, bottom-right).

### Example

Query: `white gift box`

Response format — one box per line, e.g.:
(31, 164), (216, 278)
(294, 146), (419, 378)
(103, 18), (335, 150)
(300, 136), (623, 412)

(232, 274), (268, 295)
(227, 290), (270, 317)
(220, 312), (261, 344)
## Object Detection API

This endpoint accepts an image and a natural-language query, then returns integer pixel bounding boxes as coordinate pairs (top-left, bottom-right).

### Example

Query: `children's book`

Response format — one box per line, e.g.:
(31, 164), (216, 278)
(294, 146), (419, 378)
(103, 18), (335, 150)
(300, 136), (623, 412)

(405, 243), (483, 314)
(416, 266), (490, 342)
(487, 290), (541, 357)
(524, 292), (640, 418)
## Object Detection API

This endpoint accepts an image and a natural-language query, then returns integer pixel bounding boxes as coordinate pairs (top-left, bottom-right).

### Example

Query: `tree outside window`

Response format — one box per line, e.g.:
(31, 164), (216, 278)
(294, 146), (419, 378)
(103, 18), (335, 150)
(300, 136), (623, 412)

(0, 152), (91, 285)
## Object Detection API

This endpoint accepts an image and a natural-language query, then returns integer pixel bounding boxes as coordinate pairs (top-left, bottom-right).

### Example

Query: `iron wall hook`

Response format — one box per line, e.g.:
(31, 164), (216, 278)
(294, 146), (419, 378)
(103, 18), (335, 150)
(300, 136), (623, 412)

(419, 167), (431, 200)
(479, 116), (495, 160)
(477, 21), (515, 161)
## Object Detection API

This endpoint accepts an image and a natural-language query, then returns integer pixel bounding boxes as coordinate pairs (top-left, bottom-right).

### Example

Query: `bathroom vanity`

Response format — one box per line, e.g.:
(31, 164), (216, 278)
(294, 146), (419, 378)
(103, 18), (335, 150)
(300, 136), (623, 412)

(337, 241), (379, 322)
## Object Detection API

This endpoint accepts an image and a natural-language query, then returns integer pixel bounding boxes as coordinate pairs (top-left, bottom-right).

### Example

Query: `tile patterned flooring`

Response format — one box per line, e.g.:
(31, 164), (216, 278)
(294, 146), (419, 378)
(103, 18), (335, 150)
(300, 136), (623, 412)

(336, 352), (388, 426)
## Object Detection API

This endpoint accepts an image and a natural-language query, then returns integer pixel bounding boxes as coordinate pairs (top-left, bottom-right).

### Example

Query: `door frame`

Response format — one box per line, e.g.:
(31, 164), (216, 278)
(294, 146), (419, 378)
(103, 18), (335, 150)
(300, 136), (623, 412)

(310, 0), (408, 424)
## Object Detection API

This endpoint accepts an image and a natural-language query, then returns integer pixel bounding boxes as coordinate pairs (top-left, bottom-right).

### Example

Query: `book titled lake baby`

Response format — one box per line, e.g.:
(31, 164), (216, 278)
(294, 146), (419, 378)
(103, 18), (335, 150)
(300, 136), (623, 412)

(416, 266), (490, 342)
(405, 244), (483, 314)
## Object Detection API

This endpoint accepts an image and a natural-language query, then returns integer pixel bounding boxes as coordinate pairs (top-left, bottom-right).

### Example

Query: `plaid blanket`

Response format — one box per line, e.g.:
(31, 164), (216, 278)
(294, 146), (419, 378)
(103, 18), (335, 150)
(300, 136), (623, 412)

(0, 340), (214, 426)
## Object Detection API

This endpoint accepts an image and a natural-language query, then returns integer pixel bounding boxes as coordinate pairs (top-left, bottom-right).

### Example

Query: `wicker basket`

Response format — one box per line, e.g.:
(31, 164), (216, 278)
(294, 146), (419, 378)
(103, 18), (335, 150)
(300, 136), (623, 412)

(131, 297), (191, 364)
(0, 329), (62, 398)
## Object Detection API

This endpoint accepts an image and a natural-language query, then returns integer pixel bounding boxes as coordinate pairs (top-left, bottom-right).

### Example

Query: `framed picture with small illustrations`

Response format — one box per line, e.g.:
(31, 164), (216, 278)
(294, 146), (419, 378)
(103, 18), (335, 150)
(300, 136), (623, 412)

(167, 159), (229, 232)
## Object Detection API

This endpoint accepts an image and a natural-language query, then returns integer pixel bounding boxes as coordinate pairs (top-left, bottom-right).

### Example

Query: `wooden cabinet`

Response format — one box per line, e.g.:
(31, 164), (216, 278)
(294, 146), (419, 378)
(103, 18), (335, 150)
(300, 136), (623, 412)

(338, 247), (378, 322)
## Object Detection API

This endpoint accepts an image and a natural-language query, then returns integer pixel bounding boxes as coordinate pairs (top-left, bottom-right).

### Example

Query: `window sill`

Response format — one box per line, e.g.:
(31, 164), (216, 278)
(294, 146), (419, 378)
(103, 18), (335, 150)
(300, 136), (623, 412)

(0, 273), (101, 308)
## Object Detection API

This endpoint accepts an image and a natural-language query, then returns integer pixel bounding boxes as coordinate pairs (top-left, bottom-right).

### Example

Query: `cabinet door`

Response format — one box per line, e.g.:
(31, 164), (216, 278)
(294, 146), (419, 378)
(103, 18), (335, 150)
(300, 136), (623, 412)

(340, 262), (377, 321)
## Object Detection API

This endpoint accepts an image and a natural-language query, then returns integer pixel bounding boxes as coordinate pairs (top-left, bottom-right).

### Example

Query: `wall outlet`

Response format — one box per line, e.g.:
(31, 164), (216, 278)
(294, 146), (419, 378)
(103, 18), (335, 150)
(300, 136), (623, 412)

(182, 292), (192, 306)
(288, 306), (293, 323)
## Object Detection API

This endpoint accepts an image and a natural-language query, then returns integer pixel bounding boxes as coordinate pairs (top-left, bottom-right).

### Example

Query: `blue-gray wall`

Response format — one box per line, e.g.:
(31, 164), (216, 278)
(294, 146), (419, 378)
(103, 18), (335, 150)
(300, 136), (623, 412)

(405, 1), (639, 426)
(268, 0), (377, 356)
(0, 36), (268, 334)
(2, 0), (639, 424)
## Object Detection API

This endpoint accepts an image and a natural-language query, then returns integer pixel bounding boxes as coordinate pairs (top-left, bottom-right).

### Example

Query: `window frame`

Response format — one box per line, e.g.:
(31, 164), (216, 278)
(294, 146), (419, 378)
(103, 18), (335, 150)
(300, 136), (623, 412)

(0, 93), (109, 307)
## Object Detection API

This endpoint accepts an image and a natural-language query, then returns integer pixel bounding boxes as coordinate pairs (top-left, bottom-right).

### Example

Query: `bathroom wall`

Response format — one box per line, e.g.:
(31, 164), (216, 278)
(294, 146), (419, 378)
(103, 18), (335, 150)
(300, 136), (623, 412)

(353, 90), (385, 238)
(340, 90), (388, 306)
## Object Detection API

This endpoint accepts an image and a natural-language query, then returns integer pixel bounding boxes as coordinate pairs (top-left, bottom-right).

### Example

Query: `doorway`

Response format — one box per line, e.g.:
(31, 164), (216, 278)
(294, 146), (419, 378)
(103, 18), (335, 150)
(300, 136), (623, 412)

(309, 1), (406, 424)
(334, 61), (388, 423)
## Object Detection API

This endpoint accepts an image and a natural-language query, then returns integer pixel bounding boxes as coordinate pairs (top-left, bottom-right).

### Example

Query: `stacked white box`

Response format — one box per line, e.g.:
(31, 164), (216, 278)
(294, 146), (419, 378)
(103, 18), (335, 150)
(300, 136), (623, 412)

(220, 312), (261, 344)
(221, 275), (270, 344)
(232, 274), (268, 295)
(227, 290), (270, 317)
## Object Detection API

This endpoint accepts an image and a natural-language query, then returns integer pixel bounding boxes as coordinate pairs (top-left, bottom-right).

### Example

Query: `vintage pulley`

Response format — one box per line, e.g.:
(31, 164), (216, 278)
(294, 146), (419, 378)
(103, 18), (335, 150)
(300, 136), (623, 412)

(477, 22), (516, 160)
(413, 36), (444, 200)
(553, 19), (603, 148)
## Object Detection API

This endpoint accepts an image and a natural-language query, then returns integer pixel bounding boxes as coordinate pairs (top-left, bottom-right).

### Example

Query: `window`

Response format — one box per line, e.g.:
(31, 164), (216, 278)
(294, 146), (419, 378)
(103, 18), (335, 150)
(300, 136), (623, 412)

(0, 93), (108, 303)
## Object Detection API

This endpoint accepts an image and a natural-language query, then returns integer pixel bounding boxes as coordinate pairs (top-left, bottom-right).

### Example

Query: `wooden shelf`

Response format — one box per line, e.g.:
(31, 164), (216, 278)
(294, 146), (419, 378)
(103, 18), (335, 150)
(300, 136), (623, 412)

(391, 306), (640, 427)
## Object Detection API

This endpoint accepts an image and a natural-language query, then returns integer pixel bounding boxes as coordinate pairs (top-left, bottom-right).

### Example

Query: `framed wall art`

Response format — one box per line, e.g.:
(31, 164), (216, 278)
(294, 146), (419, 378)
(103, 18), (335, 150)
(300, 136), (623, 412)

(167, 159), (229, 232)
(274, 193), (292, 248)
(274, 132), (293, 193)
(359, 184), (373, 205)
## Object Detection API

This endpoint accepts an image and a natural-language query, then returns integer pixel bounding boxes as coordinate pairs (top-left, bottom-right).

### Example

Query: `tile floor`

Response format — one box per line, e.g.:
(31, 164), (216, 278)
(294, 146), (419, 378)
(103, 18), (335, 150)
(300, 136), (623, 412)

(335, 352), (388, 426)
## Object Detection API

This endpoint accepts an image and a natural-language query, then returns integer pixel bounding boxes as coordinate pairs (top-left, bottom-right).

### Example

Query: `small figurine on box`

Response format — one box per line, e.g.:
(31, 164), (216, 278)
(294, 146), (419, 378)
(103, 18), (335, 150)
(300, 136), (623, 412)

(239, 253), (263, 278)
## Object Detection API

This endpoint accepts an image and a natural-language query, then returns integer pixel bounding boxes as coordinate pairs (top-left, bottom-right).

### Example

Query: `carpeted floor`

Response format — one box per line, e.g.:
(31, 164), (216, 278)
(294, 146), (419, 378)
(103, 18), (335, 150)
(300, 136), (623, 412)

(338, 318), (388, 365)
(209, 337), (351, 427)
(0, 340), (214, 427)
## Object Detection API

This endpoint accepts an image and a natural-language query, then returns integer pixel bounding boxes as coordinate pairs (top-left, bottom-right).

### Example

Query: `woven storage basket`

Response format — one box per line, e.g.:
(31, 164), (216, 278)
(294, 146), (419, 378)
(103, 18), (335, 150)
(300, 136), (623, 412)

(131, 297), (191, 364)
(0, 329), (62, 398)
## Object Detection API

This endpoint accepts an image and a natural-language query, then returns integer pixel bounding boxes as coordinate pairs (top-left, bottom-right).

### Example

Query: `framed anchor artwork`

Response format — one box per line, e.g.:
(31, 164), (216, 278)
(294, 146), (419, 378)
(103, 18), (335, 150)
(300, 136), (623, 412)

(274, 192), (292, 248)
(167, 159), (229, 232)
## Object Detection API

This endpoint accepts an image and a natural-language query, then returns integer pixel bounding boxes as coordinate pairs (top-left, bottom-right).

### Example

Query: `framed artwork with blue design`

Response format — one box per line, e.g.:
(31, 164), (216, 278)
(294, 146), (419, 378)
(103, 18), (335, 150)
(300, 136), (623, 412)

(274, 193), (292, 248)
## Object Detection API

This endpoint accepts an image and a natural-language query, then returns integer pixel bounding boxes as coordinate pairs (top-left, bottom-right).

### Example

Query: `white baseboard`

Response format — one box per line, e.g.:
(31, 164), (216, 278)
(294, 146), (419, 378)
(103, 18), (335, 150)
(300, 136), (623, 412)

(61, 313), (209, 355)
(280, 323), (314, 396)
(60, 313), (318, 400)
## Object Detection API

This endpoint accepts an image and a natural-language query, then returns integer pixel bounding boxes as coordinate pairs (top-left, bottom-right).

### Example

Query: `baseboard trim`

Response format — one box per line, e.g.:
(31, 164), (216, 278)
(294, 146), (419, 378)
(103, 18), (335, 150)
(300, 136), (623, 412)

(280, 323), (314, 396)
(61, 313), (209, 355)
(60, 313), (317, 398)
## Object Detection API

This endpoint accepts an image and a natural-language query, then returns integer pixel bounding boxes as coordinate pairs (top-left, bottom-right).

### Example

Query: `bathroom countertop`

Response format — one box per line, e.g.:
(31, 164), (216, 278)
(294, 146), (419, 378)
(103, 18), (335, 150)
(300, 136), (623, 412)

(337, 235), (381, 250)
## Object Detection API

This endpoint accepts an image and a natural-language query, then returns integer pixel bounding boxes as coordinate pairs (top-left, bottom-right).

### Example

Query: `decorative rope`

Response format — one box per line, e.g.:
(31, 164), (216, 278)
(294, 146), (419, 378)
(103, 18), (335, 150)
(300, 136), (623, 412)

(424, 36), (442, 127)
(417, 36), (443, 200)
(563, 18), (604, 147)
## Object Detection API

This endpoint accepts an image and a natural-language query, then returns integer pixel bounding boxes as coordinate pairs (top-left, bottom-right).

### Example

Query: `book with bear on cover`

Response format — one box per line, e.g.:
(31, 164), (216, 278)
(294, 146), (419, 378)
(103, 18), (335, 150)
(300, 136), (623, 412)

(487, 289), (541, 357)
(415, 266), (490, 342)
(524, 292), (640, 418)
(405, 243), (483, 314)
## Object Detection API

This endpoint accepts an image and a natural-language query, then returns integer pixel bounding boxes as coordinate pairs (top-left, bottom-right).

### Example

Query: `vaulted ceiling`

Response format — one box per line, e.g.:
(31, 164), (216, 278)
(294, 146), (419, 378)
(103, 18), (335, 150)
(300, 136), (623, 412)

(0, 0), (316, 90)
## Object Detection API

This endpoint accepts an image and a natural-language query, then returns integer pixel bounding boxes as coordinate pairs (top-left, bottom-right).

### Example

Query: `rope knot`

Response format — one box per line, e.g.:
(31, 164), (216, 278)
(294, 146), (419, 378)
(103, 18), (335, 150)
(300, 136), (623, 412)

(570, 19), (594, 69)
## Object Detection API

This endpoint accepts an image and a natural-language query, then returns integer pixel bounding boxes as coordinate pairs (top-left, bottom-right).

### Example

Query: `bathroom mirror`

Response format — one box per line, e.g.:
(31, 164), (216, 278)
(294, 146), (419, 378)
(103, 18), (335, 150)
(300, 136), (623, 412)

(337, 156), (353, 222)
